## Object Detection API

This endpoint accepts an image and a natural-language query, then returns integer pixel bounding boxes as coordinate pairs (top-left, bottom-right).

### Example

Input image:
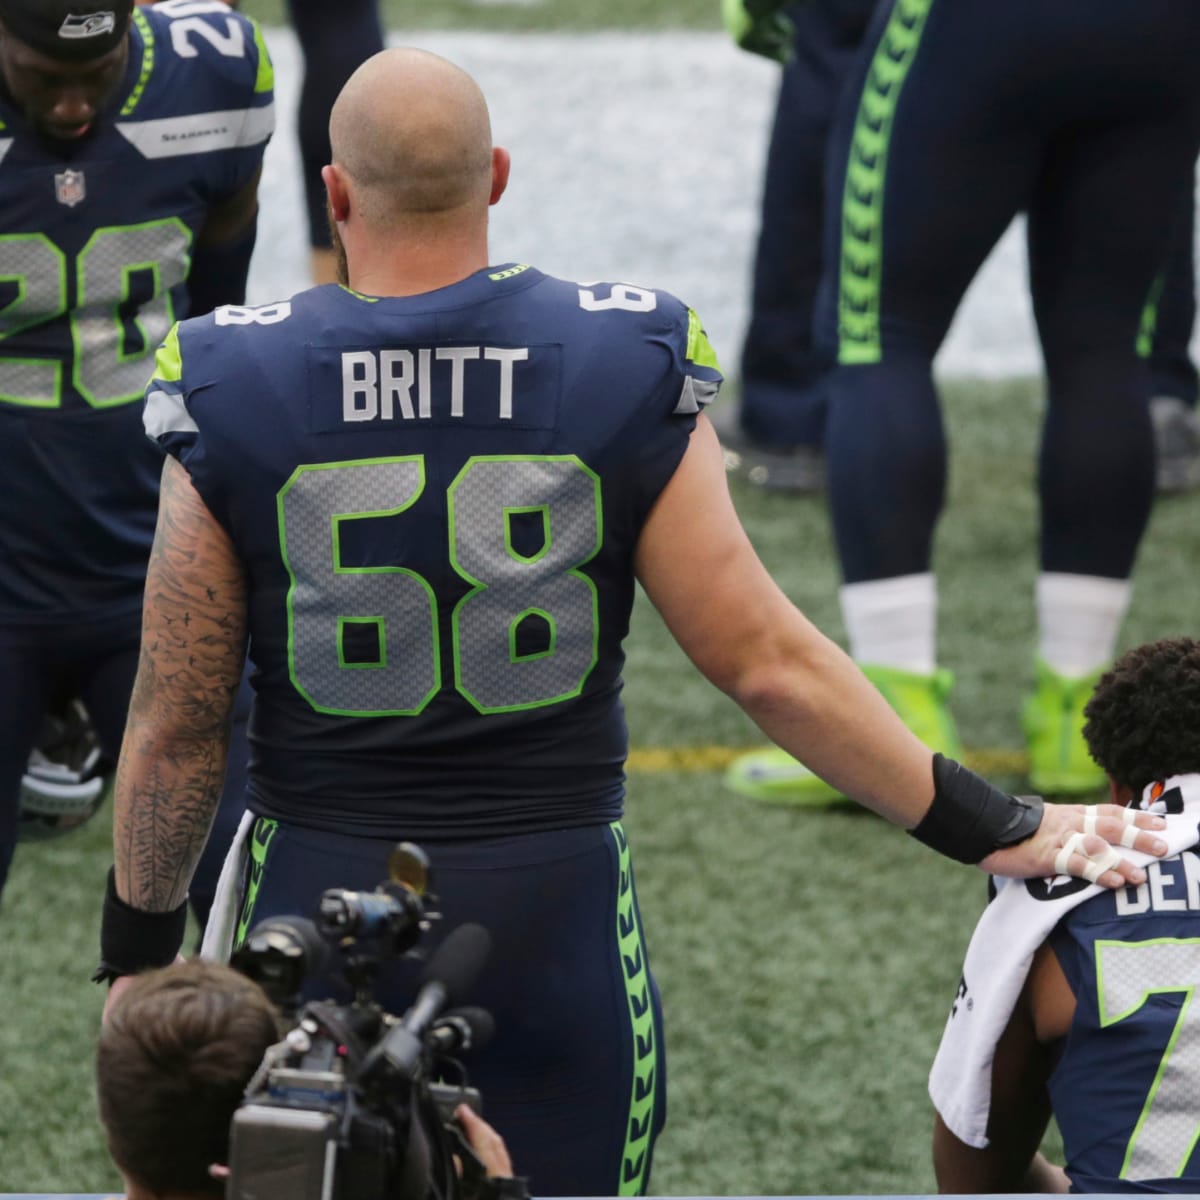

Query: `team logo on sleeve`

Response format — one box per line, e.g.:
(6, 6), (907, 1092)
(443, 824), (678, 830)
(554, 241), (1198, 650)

(54, 168), (86, 207)
(58, 11), (117, 38)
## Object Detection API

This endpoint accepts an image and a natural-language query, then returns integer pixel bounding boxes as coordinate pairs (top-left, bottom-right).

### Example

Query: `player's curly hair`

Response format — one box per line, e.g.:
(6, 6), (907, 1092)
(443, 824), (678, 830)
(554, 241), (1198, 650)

(1083, 637), (1200, 792)
(96, 960), (280, 1196)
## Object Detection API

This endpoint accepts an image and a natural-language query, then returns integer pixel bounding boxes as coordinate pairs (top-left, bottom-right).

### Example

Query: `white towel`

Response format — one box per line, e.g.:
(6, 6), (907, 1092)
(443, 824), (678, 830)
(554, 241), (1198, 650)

(199, 807), (256, 963)
(928, 775), (1200, 1148)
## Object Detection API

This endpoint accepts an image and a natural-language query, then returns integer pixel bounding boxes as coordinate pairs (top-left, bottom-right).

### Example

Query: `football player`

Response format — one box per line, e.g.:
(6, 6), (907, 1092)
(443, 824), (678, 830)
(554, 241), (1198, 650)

(0, 0), (273, 901)
(97, 47), (1169, 1196)
(931, 637), (1200, 1192)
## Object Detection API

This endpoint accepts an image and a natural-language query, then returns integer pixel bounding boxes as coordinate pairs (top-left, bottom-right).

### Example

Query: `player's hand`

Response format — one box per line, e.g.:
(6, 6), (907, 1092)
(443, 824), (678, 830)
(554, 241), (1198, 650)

(455, 1104), (515, 1179)
(980, 802), (1167, 889)
(721, 0), (794, 63)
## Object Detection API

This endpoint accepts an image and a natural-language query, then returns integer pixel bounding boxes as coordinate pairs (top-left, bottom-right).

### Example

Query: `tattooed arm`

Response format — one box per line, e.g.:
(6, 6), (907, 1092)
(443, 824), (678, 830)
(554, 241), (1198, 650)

(113, 454), (248, 913)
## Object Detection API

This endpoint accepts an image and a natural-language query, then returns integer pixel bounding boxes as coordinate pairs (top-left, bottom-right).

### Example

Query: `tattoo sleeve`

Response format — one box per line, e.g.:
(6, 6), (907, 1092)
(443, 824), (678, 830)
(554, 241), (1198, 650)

(114, 455), (248, 912)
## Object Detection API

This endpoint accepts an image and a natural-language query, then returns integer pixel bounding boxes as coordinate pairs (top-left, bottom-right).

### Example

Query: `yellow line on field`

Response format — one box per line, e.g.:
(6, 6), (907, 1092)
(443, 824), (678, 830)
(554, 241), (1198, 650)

(625, 745), (1030, 774)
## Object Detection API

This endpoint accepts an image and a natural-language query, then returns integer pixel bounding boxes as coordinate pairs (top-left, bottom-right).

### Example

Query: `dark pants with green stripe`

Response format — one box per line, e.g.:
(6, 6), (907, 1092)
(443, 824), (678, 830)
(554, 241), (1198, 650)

(236, 818), (665, 1197)
(816, 0), (1200, 585)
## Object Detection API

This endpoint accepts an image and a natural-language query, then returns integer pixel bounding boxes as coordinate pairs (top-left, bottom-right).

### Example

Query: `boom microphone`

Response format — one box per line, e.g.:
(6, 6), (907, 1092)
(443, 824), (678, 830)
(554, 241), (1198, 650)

(367, 923), (492, 1081)
(402, 923), (493, 1040)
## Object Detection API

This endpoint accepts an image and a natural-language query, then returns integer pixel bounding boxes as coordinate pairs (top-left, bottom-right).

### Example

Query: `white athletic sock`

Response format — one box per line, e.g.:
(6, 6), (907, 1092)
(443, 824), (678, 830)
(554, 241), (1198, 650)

(1036, 572), (1132, 678)
(840, 573), (937, 674)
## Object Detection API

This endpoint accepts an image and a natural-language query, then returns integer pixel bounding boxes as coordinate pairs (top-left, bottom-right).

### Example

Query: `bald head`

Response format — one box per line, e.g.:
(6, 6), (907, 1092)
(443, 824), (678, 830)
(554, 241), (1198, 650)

(330, 47), (495, 226)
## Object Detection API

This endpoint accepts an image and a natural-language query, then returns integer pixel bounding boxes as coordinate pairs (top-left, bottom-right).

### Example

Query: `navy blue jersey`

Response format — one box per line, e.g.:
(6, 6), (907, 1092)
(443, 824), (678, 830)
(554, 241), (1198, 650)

(1049, 844), (1200, 1192)
(147, 266), (722, 837)
(0, 0), (273, 622)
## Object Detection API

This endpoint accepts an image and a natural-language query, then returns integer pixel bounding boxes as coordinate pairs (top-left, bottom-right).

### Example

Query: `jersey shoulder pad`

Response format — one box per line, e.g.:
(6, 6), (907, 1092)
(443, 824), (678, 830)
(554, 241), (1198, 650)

(134, 1), (274, 115)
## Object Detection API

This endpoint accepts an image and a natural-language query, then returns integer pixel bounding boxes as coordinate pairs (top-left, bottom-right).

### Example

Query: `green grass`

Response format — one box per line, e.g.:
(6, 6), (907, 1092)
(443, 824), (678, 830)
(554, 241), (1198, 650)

(4, 376), (1200, 1194)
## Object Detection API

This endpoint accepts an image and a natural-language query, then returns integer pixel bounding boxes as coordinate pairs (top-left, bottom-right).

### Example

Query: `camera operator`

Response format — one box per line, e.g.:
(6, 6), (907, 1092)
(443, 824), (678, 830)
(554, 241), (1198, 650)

(97, 960), (517, 1199)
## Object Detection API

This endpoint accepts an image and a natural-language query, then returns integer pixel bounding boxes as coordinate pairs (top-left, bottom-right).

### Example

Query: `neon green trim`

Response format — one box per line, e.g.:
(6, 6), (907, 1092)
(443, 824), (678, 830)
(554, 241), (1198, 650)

(504, 504), (550, 565)
(1137, 271), (1166, 359)
(488, 264), (531, 281)
(278, 456), (441, 717)
(235, 817), (278, 948)
(337, 285), (380, 302)
(120, 8), (155, 118)
(509, 608), (556, 663)
(154, 323), (184, 386)
(685, 307), (721, 370)
(611, 822), (657, 1196)
(337, 616), (387, 669)
(448, 455), (602, 715)
(71, 218), (190, 409)
(249, 17), (274, 94)
(0, 233), (67, 408)
(837, 0), (934, 365)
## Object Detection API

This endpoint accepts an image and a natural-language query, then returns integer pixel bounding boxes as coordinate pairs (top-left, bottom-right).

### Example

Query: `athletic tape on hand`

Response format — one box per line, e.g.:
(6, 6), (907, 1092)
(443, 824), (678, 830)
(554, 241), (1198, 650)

(1054, 831), (1123, 883)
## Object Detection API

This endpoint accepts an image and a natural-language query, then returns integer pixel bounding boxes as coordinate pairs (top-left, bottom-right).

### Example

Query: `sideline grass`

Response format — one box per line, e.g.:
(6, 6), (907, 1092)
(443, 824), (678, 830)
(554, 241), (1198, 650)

(3, 377), (1199, 1193)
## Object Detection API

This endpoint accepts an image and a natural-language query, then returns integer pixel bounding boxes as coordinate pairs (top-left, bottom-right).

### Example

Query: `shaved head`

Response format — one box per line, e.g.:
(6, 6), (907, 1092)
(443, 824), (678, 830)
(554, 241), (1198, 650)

(329, 47), (495, 226)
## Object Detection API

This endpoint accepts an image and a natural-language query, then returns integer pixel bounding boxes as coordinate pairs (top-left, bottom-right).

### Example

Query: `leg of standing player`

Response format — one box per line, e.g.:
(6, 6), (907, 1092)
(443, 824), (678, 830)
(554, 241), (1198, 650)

(231, 821), (666, 1197)
(1147, 181), (1200, 493)
(0, 631), (56, 898)
(726, 0), (1042, 804)
(1025, 75), (1200, 792)
(286, 0), (384, 284)
(722, 0), (875, 492)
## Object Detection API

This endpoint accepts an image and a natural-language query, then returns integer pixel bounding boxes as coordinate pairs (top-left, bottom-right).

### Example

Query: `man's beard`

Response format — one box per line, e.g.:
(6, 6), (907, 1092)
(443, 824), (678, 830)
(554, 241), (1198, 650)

(325, 198), (348, 287)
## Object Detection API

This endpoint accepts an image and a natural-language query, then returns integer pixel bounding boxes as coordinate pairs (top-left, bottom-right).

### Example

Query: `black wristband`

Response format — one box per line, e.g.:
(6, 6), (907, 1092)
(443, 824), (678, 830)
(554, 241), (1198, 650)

(93, 866), (188, 984)
(910, 753), (1044, 864)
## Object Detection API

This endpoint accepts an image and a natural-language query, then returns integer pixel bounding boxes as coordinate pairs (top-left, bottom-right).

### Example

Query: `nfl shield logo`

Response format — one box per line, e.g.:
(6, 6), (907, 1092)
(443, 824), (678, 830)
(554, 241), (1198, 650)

(54, 169), (86, 207)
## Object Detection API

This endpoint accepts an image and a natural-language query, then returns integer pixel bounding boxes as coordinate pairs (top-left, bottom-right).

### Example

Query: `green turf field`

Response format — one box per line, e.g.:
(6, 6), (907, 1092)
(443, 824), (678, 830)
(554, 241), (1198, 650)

(4, 376), (1199, 1194)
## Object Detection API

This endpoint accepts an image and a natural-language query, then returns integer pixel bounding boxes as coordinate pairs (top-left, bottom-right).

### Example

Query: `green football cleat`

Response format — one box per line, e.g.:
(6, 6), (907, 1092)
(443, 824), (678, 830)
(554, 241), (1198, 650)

(724, 664), (963, 807)
(1022, 660), (1107, 796)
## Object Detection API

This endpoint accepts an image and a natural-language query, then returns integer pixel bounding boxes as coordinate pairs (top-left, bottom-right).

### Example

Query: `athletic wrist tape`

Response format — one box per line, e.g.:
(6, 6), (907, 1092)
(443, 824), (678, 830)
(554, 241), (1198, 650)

(910, 753), (1044, 864)
(93, 865), (187, 984)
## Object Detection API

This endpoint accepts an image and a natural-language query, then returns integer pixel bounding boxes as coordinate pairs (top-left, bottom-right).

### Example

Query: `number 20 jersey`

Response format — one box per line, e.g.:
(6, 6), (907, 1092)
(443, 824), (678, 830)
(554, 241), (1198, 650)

(0, 0), (273, 623)
(148, 266), (723, 837)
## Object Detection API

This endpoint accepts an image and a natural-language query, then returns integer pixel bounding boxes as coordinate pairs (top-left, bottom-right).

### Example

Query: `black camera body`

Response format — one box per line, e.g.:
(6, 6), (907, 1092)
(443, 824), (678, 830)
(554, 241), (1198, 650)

(226, 848), (497, 1200)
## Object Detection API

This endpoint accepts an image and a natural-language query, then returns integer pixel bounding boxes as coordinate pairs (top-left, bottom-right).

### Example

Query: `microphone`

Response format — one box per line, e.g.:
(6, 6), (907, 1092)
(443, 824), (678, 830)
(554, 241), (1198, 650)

(428, 1006), (495, 1056)
(400, 923), (492, 1040)
(369, 923), (492, 1080)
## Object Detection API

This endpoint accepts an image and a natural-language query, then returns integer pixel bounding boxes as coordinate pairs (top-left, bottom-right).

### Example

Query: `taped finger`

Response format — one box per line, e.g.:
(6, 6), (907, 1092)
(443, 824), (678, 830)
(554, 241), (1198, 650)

(1054, 831), (1087, 877)
(1078, 844), (1123, 884)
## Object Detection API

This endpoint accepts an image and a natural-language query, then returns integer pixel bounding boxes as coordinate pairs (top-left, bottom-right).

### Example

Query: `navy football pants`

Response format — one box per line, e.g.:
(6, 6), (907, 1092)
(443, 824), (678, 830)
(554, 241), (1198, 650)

(235, 819), (667, 1197)
(740, 0), (877, 448)
(0, 615), (251, 913)
(816, 0), (1200, 585)
(286, 0), (384, 250)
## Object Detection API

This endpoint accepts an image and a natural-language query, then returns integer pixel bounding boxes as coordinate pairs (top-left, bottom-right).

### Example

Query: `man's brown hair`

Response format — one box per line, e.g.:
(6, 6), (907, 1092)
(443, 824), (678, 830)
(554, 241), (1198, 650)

(96, 959), (280, 1196)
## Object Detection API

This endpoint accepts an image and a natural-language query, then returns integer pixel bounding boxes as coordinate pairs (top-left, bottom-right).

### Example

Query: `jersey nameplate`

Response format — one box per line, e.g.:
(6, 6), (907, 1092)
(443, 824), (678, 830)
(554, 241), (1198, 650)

(307, 344), (561, 433)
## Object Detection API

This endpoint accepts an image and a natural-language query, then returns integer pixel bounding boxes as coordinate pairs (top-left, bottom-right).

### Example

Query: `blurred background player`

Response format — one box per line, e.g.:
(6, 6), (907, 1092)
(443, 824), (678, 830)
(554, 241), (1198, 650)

(0, 0), (273, 903)
(97, 43), (1169, 1198)
(720, 2), (1200, 499)
(717, 0), (875, 493)
(725, 0), (1200, 806)
(286, 0), (384, 284)
(930, 636), (1200, 1193)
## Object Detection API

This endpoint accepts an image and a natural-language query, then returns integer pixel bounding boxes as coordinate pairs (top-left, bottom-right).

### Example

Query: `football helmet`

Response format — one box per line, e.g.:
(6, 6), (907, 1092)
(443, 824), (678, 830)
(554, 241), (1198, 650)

(18, 698), (111, 842)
